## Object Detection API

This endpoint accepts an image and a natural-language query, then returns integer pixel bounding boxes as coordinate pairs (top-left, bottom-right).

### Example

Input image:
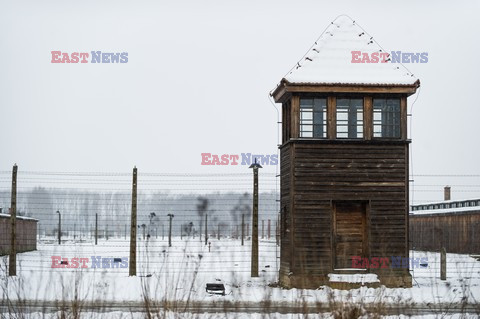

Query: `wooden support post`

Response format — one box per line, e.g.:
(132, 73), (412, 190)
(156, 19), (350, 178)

(364, 96), (373, 140)
(401, 97), (408, 140)
(441, 247), (447, 280)
(9, 164), (17, 276)
(327, 96), (337, 139)
(217, 224), (220, 240)
(129, 167), (137, 276)
(250, 159), (262, 277)
(291, 96), (300, 138)
(241, 214), (245, 246)
(95, 213), (98, 245)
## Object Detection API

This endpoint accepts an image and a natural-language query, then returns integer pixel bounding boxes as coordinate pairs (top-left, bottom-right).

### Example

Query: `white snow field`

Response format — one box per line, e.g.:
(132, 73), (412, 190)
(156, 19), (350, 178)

(1, 237), (480, 318)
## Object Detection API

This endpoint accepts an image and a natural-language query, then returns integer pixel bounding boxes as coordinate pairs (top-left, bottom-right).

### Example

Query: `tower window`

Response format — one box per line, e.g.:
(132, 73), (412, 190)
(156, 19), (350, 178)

(336, 99), (363, 139)
(373, 99), (401, 138)
(300, 98), (326, 138)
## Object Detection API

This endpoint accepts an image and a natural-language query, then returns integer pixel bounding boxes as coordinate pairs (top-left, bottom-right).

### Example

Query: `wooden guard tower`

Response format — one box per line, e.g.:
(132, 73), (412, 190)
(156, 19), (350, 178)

(272, 16), (420, 288)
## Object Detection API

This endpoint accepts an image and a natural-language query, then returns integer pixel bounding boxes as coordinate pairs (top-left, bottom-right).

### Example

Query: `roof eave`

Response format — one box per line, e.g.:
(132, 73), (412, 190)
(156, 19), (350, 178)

(272, 79), (420, 103)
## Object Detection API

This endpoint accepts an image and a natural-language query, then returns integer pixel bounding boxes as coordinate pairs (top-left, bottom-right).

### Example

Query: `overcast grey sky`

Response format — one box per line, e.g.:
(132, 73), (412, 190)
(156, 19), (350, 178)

(1, 0), (479, 202)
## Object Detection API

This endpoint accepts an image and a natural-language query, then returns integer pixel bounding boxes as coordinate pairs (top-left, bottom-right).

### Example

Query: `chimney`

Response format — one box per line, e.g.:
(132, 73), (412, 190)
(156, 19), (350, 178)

(444, 186), (451, 201)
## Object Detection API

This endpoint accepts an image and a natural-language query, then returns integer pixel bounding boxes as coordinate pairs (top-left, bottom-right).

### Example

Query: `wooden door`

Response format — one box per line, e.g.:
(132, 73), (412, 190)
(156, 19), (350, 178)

(334, 202), (367, 269)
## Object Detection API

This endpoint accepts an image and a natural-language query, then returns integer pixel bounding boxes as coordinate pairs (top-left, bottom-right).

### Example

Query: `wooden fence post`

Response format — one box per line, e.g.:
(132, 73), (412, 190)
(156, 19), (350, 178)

(129, 167), (137, 276)
(168, 214), (174, 247)
(250, 159), (262, 277)
(9, 164), (17, 276)
(205, 214), (208, 246)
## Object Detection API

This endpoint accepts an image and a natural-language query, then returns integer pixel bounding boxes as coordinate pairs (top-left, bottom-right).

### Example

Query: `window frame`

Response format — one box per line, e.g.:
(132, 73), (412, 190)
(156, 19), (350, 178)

(284, 94), (406, 143)
(372, 98), (402, 139)
(335, 97), (364, 139)
(299, 97), (328, 139)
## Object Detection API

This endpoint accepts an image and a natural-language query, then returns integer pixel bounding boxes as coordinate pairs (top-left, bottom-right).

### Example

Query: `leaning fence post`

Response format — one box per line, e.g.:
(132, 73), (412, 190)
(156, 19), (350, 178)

(440, 247), (446, 280)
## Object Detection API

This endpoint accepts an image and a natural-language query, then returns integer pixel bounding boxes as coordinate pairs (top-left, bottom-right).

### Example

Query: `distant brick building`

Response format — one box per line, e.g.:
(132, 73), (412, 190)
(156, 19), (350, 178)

(0, 212), (38, 255)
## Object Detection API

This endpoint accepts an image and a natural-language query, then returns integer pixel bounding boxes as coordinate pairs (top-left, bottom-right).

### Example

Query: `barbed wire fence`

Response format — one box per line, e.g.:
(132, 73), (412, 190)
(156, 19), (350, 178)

(0, 168), (281, 276)
(1, 168), (480, 278)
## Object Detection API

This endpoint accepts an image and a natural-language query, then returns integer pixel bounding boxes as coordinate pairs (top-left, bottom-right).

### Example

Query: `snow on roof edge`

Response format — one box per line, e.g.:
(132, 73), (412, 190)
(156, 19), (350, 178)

(282, 78), (420, 87)
(410, 206), (480, 216)
(0, 213), (39, 221)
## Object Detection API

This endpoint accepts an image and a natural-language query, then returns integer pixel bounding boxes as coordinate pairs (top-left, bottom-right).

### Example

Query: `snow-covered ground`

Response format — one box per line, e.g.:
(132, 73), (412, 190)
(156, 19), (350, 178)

(1, 237), (480, 317)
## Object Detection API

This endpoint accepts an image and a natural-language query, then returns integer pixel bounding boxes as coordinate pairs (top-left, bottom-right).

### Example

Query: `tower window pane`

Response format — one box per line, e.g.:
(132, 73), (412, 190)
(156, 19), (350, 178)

(336, 99), (363, 139)
(373, 99), (401, 138)
(300, 98), (326, 138)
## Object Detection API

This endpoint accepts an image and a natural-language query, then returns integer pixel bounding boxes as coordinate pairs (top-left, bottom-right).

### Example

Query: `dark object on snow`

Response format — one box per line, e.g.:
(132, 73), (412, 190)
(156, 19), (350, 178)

(206, 283), (225, 296)
(420, 262), (428, 268)
(113, 258), (122, 263)
(60, 260), (68, 265)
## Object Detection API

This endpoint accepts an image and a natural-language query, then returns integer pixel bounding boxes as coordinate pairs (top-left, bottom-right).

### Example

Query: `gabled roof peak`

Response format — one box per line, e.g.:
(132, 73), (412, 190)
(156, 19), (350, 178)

(272, 15), (419, 94)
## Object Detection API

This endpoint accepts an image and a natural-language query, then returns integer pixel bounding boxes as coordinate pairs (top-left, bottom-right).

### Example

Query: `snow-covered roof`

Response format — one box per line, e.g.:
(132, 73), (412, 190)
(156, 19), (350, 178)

(410, 206), (480, 216)
(0, 213), (38, 221)
(412, 198), (480, 207)
(276, 15), (419, 88)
